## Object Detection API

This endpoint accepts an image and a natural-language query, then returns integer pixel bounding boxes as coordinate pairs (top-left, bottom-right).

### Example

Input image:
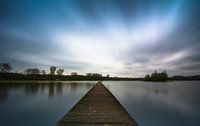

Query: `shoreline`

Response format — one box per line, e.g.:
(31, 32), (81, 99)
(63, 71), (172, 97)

(0, 80), (199, 83)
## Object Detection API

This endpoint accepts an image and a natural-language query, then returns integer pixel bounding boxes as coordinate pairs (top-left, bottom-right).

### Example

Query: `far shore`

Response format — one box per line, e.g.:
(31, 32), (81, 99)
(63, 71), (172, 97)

(0, 72), (200, 82)
(0, 79), (199, 84)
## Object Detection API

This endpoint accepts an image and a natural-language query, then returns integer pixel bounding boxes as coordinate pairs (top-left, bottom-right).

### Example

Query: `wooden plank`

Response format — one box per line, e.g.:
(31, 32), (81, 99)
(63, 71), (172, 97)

(57, 82), (138, 126)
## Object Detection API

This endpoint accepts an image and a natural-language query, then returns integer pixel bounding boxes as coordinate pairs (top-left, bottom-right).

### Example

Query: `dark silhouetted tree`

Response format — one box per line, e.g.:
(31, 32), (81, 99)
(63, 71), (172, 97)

(86, 73), (102, 77)
(71, 72), (78, 76)
(86, 73), (93, 76)
(24, 68), (32, 74)
(144, 70), (168, 81)
(0, 63), (12, 73)
(145, 74), (150, 80)
(57, 69), (64, 75)
(106, 74), (110, 78)
(41, 70), (46, 75)
(32, 68), (40, 74)
(50, 66), (56, 75)
(24, 68), (40, 75)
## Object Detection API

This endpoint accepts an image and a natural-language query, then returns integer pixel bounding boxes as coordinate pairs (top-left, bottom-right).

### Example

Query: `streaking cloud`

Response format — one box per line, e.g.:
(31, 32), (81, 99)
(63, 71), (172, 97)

(51, 1), (181, 76)
(0, 0), (200, 77)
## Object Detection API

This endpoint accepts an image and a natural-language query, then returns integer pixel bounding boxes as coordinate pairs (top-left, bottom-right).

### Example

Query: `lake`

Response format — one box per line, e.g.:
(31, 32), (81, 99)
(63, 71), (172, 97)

(0, 81), (200, 126)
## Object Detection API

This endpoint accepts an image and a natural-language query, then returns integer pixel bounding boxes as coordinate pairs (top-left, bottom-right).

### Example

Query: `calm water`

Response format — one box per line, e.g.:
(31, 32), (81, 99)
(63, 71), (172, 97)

(0, 81), (200, 126)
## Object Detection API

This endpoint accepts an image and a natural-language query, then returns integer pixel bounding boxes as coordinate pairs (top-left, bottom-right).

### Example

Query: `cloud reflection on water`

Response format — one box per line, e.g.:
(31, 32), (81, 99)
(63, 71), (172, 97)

(104, 81), (200, 126)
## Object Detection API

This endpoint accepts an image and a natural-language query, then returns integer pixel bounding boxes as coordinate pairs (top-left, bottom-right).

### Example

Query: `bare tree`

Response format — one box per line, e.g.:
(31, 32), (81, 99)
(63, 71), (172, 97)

(0, 63), (12, 73)
(57, 69), (64, 75)
(50, 66), (56, 75)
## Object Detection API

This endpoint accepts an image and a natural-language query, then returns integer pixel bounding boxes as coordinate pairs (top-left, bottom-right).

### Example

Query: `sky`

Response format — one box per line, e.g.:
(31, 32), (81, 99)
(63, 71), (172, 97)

(0, 0), (200, 77)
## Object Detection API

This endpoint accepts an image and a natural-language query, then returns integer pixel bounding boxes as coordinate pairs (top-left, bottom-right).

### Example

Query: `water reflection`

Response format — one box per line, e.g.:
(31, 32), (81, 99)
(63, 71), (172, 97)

(0, 81), (199, 126)
(56, 82), (63, 95)
(70, 82), (78, 92)
(0, 81), (97, 126)
(0, 87), (8, 102)
(104, 81), (200, 126)
(0, 81), (95, 101)
(49, 83), (56, 98)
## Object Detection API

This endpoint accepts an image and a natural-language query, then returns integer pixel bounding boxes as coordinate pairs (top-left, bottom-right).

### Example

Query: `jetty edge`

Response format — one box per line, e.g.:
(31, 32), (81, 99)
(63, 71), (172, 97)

(57, 81), (138, 126)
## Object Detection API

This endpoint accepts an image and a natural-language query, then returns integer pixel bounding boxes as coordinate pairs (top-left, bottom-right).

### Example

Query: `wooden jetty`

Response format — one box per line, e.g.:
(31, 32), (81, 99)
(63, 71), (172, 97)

(58, 82), (138, 126)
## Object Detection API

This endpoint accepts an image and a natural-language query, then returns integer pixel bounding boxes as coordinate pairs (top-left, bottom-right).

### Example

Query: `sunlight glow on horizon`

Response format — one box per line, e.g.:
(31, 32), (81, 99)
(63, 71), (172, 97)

(50, 3), (181, 77)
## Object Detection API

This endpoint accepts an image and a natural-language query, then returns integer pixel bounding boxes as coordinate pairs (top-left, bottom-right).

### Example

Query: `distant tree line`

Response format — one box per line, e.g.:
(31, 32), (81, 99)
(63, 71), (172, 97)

(1, 63), (200, 81)
(169, 75), (200, 81)
(0, 63), (110, 80)
(86, 73), (102, 77)
(23, 66), (64, 75)
(144, 70), (168, 81)
(24, 68), (40, 75)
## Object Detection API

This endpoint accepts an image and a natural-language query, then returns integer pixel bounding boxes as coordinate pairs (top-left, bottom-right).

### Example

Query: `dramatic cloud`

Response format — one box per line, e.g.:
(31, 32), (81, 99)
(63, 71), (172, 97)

(0, 0), (200, 77)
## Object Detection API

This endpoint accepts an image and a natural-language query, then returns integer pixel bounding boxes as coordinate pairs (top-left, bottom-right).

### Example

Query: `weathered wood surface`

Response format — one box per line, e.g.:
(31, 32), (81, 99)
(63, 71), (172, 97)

(58, 82), (138, 126)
